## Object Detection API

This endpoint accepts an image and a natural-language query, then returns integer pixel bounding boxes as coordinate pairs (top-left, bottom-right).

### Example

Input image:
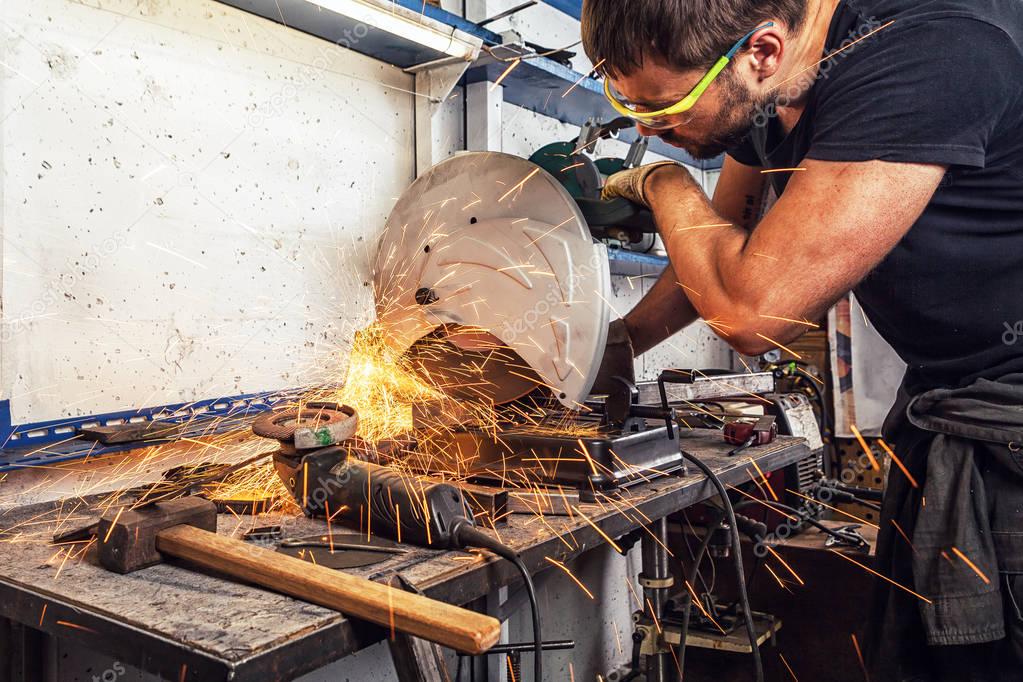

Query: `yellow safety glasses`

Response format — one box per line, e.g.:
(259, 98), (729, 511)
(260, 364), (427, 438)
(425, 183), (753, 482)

(603, 23), (774, 130)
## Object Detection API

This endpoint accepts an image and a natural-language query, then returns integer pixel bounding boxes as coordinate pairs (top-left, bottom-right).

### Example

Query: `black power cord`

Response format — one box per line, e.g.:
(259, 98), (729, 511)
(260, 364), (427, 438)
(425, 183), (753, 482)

(677, 448), (765, 682)
(453, 522), (543, 682)
(677, 509), (726, 677)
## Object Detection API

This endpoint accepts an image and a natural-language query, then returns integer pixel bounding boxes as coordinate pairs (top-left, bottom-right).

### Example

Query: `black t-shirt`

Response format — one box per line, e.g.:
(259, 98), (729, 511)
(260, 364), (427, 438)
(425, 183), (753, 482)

(728, 0), (1023, 391)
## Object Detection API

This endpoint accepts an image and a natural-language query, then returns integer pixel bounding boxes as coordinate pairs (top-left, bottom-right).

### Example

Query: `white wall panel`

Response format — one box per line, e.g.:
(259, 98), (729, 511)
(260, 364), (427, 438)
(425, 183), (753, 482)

(1, 0), (415, 422)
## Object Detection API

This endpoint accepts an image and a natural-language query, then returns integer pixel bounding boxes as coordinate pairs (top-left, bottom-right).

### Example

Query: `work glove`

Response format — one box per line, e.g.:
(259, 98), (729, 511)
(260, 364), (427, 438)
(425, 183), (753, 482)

(601, 161), (679, 208)
(590, 319), (636, 396)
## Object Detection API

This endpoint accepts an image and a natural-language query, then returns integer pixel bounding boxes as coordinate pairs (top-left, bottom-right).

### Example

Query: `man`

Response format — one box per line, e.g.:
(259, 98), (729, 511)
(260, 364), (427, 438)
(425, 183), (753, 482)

(581, 0), (1023, 679)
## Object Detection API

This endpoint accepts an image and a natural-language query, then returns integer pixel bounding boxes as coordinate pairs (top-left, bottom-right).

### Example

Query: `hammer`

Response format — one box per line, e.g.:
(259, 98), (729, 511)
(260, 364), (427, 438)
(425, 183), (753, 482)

(97, 496), (500, 655)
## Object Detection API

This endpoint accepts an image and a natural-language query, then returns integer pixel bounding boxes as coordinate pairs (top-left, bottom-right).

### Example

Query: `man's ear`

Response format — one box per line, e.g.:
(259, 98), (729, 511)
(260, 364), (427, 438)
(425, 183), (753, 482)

(743, 26), (784, 81)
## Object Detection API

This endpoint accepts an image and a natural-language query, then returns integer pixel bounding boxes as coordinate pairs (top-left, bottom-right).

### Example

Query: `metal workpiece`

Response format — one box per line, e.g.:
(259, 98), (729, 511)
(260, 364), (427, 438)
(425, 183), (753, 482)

(372, 152), (611, 409)
(637, 371), (777, 405)
(252, 403), (359, 453)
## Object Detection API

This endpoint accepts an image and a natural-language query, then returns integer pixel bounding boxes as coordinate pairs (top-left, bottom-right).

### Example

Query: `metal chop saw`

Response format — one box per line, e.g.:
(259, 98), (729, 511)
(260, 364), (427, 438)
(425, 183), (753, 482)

(373, 151), (689, 494)
(254, 151), (689, 531)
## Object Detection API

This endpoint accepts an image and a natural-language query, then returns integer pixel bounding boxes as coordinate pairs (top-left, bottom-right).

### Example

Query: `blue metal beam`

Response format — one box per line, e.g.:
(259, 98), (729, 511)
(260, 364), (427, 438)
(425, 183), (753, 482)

(538, 0), (582, 20)
(0, 390), (299, 471)
(607, 249), (668, 277)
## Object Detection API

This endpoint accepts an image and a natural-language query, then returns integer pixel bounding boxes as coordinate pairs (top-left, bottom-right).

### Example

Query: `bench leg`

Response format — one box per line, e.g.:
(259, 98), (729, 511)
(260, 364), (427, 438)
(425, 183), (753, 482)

(0, 616), (47, 682)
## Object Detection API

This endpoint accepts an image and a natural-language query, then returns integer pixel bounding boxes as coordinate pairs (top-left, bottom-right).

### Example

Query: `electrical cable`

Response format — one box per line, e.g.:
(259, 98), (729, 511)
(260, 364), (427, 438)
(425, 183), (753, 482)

(677, 510), (725, 678)
(454, 523), (543, 682)
(679, 510), (713, 595)
(676, 445), (765, 682)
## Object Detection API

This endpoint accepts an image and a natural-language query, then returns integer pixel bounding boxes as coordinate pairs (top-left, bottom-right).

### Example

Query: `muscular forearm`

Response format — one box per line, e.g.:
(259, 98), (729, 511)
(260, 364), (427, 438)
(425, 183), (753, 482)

(645, 166), (800, 353)
(642, 160), (945, 356)
(624, 264), (699, 355)
(618, 160), (764, 356)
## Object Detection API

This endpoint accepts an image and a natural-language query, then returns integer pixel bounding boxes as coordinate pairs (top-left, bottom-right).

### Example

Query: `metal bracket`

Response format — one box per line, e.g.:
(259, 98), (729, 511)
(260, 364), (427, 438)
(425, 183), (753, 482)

(405, 30), (483, 176)
(623, 136), (649, 169)
(638, 575), (674, 589)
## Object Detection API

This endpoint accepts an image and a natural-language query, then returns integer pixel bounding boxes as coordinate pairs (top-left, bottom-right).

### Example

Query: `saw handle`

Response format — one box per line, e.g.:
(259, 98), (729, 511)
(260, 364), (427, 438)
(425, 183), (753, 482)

(575, 197), (657, 233)
(155, 525), (501, 654)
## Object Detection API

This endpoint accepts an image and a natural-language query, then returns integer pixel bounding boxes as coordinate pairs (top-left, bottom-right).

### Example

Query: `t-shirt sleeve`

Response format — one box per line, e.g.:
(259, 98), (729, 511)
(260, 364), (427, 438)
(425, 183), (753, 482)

(726, 137), (764, 167)
(808, 17), (1022, 168)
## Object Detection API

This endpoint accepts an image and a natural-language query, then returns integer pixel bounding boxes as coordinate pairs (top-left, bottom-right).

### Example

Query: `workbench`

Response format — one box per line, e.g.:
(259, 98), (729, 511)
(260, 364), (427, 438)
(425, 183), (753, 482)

(0, 430), (813, 681)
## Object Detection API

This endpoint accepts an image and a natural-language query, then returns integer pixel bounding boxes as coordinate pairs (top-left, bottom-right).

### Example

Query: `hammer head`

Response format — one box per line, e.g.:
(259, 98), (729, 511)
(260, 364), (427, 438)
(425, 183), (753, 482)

(98, 496), (217, 574)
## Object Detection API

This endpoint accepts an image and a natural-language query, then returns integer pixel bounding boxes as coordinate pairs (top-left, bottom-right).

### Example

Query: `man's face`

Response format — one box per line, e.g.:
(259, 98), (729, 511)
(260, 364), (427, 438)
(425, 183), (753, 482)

(608, 56), (769, 159)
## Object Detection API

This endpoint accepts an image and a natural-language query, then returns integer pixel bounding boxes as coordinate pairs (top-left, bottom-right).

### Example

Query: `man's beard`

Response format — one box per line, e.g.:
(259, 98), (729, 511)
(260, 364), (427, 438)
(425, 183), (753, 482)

(657, 71), (771, 160)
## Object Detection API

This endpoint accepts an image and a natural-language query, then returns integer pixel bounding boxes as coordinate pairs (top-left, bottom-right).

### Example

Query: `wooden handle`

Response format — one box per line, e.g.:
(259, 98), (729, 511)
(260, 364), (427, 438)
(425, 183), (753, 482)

(156, 525), (501, 654)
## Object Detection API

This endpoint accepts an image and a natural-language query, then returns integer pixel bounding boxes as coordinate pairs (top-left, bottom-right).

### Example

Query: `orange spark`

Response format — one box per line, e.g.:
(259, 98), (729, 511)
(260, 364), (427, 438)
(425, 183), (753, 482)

(765, 564), (791, 591)
(646, 598), (662, 633)
(673, 222), (732, 233)
(678, 282), (702, 298)
(498, 168), (541, 202)
(779, 653), (799, 681)
(849, 425), (881, 471)
(785, 488), (879, 529)
(755, 333), (803, 359)
(572, 506), (622, 553)
(765, 545), (805, 585)
(491, 59), (521, 91)
(57, 620), (97, 634)
(685, 580), (727, 634)
(851, 633), (870, 681)
(562, 59), (605, 98)
(545, 557), (595, 599)
(749, 458), (779, 501)
(102, 506), (124, 543)
(890, 519), (916, 554)
(951, 546), (991, 585)
(302, 461), (309, 509)
(828, 549), (931, 604)
(759, 314), (820, 329)
(878, 439), (918, 488)
(777, 20), (896, 88)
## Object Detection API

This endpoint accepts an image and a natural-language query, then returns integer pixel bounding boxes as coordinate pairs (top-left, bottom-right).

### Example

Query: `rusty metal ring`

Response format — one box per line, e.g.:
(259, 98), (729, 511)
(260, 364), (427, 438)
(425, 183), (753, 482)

(252, 403), (358, 445)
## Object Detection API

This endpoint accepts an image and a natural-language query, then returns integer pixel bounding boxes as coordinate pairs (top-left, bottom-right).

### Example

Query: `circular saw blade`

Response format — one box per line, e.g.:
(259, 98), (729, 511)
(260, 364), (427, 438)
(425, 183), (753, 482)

(405, 326), (544, 406)
(373, 152), (611, 409)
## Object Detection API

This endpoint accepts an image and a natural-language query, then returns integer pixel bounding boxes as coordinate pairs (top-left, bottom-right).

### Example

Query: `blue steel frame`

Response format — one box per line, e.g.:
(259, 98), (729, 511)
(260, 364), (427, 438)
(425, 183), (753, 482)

(0, 390), (301, 471)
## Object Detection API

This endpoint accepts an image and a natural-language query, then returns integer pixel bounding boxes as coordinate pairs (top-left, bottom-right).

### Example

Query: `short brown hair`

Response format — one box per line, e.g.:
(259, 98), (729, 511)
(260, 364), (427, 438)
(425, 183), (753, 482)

(582, 0), (808, 76)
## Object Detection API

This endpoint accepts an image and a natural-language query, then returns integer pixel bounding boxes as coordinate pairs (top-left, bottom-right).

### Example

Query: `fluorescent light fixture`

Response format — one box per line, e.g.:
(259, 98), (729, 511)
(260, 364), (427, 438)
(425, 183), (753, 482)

(305, 0), (480, 60)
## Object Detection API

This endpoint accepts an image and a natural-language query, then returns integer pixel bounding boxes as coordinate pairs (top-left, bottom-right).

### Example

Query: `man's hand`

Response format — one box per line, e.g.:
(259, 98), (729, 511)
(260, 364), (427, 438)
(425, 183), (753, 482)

(601, 161), (683, 207)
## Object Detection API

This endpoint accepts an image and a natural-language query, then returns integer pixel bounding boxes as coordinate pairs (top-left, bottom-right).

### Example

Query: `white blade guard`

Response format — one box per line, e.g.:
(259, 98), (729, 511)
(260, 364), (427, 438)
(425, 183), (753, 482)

(373, 152), (611, 409)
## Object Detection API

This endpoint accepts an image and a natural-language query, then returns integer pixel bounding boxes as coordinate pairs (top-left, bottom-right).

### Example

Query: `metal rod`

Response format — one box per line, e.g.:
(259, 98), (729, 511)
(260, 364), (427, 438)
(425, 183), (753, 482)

(641, 517), (672, 682)
(478, 0), (538, 26)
